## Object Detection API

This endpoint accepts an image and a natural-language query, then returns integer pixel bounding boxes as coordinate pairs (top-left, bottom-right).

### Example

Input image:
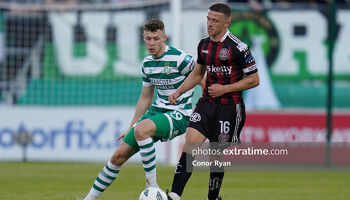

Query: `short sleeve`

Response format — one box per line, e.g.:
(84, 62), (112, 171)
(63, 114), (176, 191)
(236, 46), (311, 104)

(141, 67), (153, 86)
(196, 40), (205, 65)
(236, 43), (258, 76)
(179, 55), (195, 76)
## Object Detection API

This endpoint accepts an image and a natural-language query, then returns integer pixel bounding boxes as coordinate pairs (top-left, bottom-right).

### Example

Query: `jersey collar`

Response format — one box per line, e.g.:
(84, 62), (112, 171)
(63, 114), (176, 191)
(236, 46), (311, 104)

(220, 30), (230, 43)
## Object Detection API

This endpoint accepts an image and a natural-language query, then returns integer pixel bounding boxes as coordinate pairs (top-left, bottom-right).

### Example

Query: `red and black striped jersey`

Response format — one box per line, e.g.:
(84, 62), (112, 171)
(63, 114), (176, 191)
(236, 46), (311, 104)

(197, 31), (257, 105)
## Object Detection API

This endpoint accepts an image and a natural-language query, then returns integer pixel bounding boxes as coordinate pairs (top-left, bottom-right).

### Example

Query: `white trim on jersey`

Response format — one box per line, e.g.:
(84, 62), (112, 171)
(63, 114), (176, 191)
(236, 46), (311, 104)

(228, 32), (243, 44)
(220, 30), (230, 43)
(157, 88), (194, 100)
(143, 66), (179, 75)
(144, 54), (184, 63)
(142, 81), (153, 87)
(164, 113), (174, 138)
(152, 98), (193, 117)
(243, 64), (257, 74)
(232, 104), (242, 144)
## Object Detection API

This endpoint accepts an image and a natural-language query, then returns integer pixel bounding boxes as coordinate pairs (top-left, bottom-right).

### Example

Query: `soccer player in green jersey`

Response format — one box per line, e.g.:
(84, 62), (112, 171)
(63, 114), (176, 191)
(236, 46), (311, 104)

(83, 19), (199, 200)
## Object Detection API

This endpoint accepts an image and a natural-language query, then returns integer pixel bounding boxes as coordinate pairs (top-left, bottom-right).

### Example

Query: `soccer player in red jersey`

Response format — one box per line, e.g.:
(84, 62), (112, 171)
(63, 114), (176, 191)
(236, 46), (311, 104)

(167, 3), (260, 200)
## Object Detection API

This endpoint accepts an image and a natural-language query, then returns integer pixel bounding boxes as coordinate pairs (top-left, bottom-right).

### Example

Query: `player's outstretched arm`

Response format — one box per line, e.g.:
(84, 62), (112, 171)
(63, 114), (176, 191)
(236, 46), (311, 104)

(169, 63), (206, 105)
(118, 86), (154, 140)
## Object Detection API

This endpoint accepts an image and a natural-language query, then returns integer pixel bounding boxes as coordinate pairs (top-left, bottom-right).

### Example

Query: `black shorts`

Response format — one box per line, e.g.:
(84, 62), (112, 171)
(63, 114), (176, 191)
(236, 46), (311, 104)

(188, 99), (246, 146)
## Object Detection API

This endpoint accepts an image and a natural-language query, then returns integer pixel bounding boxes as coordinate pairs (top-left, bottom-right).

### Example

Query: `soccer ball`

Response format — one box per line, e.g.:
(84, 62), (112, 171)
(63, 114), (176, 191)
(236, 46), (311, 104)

(139, 187), (168, 200)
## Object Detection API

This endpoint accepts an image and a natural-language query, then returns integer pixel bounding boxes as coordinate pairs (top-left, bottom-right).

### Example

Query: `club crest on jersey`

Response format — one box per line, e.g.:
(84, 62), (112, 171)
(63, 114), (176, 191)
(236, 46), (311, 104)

(218, 133), (230, 143)
(164, 63), (171, 74)
(219, 48), (229, 60)
(190, 112), (201, 122)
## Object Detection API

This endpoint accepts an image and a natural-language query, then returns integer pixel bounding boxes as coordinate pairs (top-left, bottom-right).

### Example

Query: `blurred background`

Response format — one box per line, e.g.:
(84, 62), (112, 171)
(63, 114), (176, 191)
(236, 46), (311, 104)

(0, 0), (349, 164)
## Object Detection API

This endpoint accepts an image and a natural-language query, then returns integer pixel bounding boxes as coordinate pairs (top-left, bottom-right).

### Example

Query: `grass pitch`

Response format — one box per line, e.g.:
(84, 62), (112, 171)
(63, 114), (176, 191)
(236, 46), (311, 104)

(0, 162), (350, 200)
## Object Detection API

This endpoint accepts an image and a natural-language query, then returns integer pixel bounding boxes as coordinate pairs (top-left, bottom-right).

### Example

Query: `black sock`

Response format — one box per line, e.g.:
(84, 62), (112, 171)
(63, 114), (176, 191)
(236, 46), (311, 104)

(207, 171), (224, 200)
(171, 152), (194, 197)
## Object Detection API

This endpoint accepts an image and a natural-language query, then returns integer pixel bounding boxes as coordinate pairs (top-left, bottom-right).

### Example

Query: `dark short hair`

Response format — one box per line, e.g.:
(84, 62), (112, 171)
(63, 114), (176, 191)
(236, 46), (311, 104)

(143, 19), (165, 32)
(209, 3), (231, 18)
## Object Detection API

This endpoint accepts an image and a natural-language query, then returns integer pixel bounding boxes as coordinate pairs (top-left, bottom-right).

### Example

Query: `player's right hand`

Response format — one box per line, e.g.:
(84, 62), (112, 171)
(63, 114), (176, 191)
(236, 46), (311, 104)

(169, 91), (180, 105)
(117, 132), (127, 140)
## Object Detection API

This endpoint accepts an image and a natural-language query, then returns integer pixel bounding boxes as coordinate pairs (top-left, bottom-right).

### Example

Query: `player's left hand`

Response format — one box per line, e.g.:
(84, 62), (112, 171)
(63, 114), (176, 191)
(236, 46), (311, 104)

(208, 84), (226, 98)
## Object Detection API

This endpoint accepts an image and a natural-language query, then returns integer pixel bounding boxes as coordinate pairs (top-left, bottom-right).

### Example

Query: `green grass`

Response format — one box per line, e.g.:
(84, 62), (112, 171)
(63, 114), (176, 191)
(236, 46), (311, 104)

(0, 162), (350, 200)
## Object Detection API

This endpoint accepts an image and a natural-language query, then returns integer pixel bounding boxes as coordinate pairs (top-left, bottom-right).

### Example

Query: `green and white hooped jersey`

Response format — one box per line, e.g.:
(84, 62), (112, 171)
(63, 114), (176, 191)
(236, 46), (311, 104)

(142, 45), (195, 117)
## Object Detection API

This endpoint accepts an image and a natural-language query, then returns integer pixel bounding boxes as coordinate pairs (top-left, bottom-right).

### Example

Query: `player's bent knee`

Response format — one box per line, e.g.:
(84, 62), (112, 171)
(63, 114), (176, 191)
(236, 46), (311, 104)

(110, 153), (124, 166)
(134, 123), (153, 140)
(110, 148), (129, 166)
(133, 124), (145, 140)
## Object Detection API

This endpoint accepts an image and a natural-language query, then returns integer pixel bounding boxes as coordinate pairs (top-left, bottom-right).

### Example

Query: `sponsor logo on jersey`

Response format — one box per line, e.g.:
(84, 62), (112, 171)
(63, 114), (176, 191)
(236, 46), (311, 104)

(152, 78), (173, 85)
(190, 112), (201, 122)
(219, 48), (230, 60)
(237, 43), (248, 52)
(202, 50), (209, 54)
(151, 78), (176, 89)
(245, 55), (255, 64)
(206, 65), (232, 75)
